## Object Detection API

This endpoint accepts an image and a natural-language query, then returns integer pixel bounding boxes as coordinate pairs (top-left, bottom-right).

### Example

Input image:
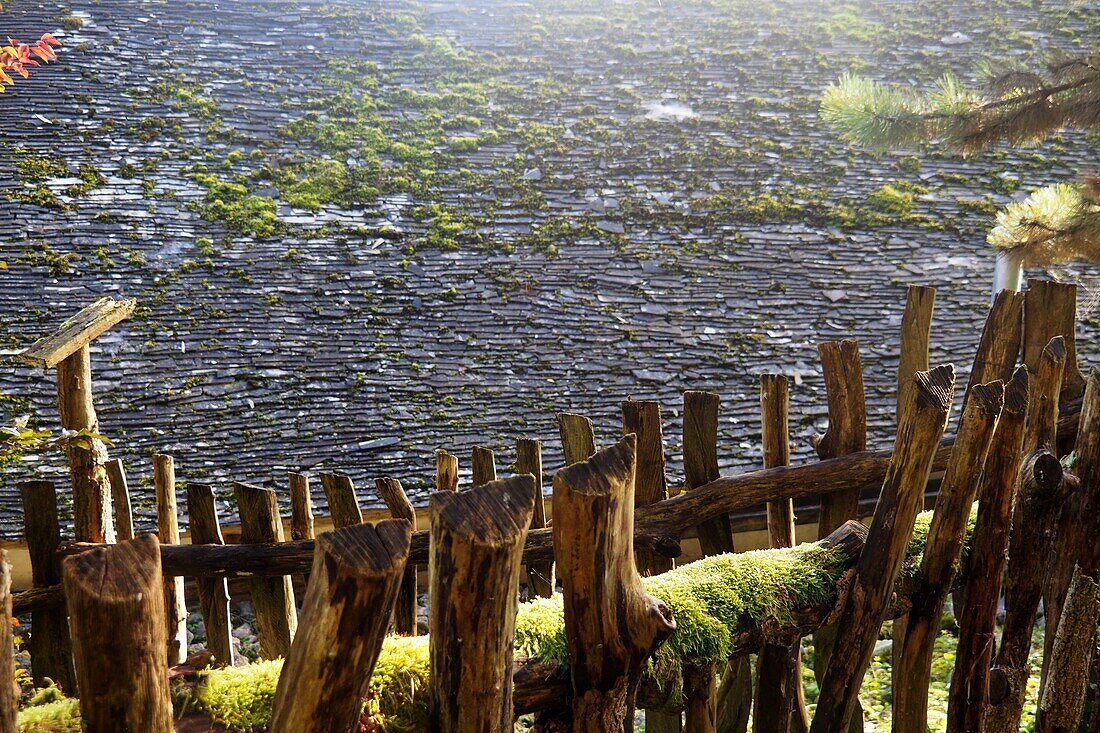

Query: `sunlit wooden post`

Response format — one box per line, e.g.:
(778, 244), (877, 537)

(19, 297), (136, 543)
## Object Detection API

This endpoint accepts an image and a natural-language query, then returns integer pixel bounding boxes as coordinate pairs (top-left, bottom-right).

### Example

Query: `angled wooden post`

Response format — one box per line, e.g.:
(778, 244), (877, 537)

(153, 453), (187, 666)
(18, 480), (74, 693)
(233, 482), (297, 659)
(62, 534), (174, 733)
(897, 285), (935, 420)
(320, 472), (364, 529)
(809, 365), (955, 733)
(186, 483), (234, 668)
(964, 289), (1024, 400)
(19, 297), (135, 543)
(436, 449), (459, 492)
(814, 339), (867, 535)
(1037, 566), (1100, 733)
(472, 446), (497, 487)
(270, 520), (412, 732)
(105, 458), (135, 542)
(557, 411), (597, 465)
(1023, 279), (1085, 402)
(516, 438), (554, 598)
(429, 476), (535, 731)
(376, 477), (419, 635)
(554, 435), (675, 730)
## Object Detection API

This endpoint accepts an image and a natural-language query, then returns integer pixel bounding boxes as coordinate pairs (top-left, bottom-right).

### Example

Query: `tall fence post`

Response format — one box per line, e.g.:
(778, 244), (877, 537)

(429, 476), (535, 730)
(233, 482), (297, 659)
(1023, 279), (1085, 403)
(557, 411), (596, 464)
(554, 434), (675, 730)
(0, 552), (17, 733)
(270, 520), (412, 731)
(17, 480), (75, 692)
(105, 458), (135, 542)
(186, 482), (234, 667)
(62, 534), (174, 733)
(153, 453), (187, 666)
(472, 446), (497, 487)
(436, 449), (459, 492)
(516, 437), (554, 598)
(376, 477), (419, 635)
(320, 472), (364, 528)
(289, 472), (314, 542)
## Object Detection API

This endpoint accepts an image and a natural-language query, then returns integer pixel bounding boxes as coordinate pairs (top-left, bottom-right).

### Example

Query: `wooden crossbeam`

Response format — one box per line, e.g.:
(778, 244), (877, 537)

(19, 297), (136, 369)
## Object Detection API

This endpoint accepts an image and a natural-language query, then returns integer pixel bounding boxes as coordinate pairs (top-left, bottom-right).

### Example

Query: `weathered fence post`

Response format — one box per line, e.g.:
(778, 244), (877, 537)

(289, 472), (314, 542)
(233, 482), (297, 659)
(320, 472), (364, 528)
(897, 284), (935, 419)
(62, 534), (174, 733)
(517, 437), (554, 598)
(105, 458), (135, 542)
(947, 367), (1030, 733)
(809, 364), (955, 733)
(964, 289), (1023, 399)
(754, 373), (809, 733)
(19, 298), (135, 544)
(436, 449), (459, 492)
(1037, 566), (1100, 733)
(472, 446), (498, 487)
(154, 452), (187, 666)
(554, 434), (676, 730)
(429, 476), (535, 731)
(685, 661), (718, 733)
(986, 336), (1068, 733)
(893, 380), (1004, 732)
(0, 552), (17, 733)
(557, 411), (597, 465)
(270, 520), (412, 732)
(814, 339), (867, 534)
(1023, 279), (1085, 402)
(376, 477), (419, 635)
(186, 482), (234, 667)
(18, 480), (74, 692)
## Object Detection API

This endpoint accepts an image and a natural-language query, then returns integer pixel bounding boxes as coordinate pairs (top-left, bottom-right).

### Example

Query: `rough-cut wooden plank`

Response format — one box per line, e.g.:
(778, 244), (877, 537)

(154, 453), (187, 666)
(472, 446), (498, 487)
(517, 438), (554, 598)
(557, 411), (597, 465)
(320, 472), (364, 529)
(19, 297), (136, 369)
(893, 381), (1004, 733)
(814, 339), (867, 536)
(186, 483), (234, 668)
(965, 289), (1024, 401)
(809, 364), (955, 733)
(684, 390), (734, 556)
(897, 285), (936, 418)
(947, 368), (1030, 733)
(18, 480), (74, 692)
(685, 661), (718, 733)
(554, 435), (675, 730)
(56, 345), (113, 543)
(270, 520), (412, 732)
(1037, 566), (1100, 733)
(0, 552), (17, 733)
(105, 458), (134, 542)
(436, 449), (459, 492)
(622, 399), (673, 575)
(1024, 279), (1085, 402)
(62, 534), (173, 733)
(233, 482), (297, 659)
(288, 472), (314, 542)
(430, 476), (535, 731)
(376, 477), (419, 635)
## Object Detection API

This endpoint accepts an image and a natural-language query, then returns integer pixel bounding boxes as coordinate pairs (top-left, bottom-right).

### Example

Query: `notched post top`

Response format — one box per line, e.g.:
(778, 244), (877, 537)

(62, 532), (160, 597)
(968, 380), (1006, 417)
(318, 519), (412, 578)
(430, 475), (536, 545)
(1042, 334), (1068, 364)
(1003, 366), (1030, 415)
(913, 364), (956, 411)
(555, 432), (636, 496)
(19, 297), (136, 369)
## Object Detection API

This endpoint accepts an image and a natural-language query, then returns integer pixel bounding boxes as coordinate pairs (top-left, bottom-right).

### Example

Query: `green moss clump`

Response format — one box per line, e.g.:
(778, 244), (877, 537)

(363, 635), (430, 731)
(15, 155), (69, 181)
(193, 172), (280, 238)
(17, 698), (80, 733)
(192, 658), (282, 731)
(61, 15), (84, 30)
(866, 183), (913, 216)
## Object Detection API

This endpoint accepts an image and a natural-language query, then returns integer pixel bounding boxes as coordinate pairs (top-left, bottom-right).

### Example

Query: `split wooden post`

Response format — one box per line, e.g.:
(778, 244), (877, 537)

(517, 438), (554, 598)
(429, 476), (535, 731)
(685, 661), (718, 733)
(62, 534), (174, 733)
(436, 449), (459, 492)
(557, 411), (597, 465)
(893, 381), (1005, 732)
(1023, 279), (1085, 403)
(17, 480), (74, 692)
(105, 458), (135, 542)
(289, 472), (314, 542)
(18, 297), (136, 543)
(472, 446), (498, 487)
(320, 472), (364, 528)
(897, 284), (935, 419)
(964, 289), (1024, 400)
(754, 373), (809, 733)
(270, 520), (412, 732)
(0, 552), (17, 733)
(553, 435), (676, 729)
(233, 482), (297, 659)
(376, 477), (419, 635)
(1037, 566), (1100, 733)
(986, 337), (1068, 733)
(622, 400), (679, 733)
(808, 365), (955, 733)
(814, 339), (867, 535)
(947, 368), (1030, 733)
(186, 482), (234, 667)
(153, 453), (187, 666)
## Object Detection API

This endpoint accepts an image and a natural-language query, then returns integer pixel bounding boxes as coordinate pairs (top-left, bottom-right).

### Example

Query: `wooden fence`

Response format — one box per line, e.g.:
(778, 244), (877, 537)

(4, 279), (1099, 733)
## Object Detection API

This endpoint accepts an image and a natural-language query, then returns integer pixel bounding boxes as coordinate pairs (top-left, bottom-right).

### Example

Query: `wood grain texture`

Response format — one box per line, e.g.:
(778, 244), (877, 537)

(57, 346), (113, 544)
(376, 477), (419, 635)
(622, 400), (673, 576)
(186, 483), (234, 668)
(19, 296), (136, 368)
(814, 339), (867, 537)
(557, 411), (597, 466)
(288, 472), (314, 541)
(436, 450), (459, 492)
(320, 472), (364, 528)
(516, 438), (555, 598)
(897, 284), (935, 419)
(1023, 279), (1085, 402)
(105, 459), (134, 541)
(153, 453), (187, 666)
(0, 553), (17, 733)
(472, 446), (498, 487)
